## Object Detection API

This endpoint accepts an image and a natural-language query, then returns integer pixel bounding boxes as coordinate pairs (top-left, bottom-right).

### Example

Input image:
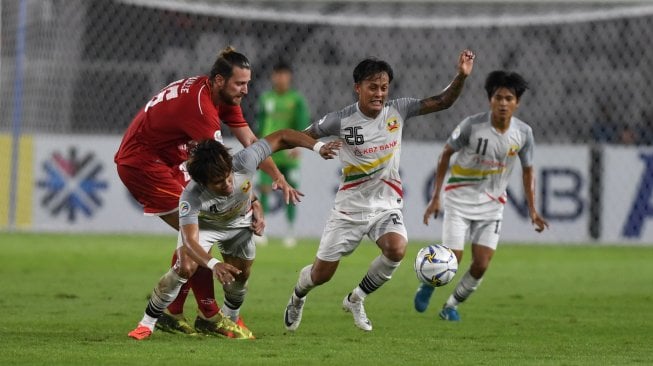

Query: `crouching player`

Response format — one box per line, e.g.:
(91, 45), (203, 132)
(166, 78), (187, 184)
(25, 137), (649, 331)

(128, 129), (341, 340)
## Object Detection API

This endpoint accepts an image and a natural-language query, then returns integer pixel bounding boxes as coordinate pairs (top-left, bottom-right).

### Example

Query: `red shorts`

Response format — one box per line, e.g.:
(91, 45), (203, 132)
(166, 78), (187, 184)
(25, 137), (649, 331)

(117, 163), (189, 215)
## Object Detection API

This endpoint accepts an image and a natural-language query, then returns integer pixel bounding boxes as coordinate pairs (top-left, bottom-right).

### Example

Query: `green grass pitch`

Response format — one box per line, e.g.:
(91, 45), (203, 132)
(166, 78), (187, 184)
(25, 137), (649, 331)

(1, 232), (652, 365)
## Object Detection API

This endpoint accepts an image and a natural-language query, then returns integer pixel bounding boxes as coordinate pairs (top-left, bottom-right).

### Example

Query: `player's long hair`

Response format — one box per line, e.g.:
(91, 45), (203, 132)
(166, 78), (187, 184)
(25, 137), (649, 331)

(353, 58), (394, 83)
(209, 46), (251, 80)
(187, 139), (233, 186)
(484, 70), (529, 100)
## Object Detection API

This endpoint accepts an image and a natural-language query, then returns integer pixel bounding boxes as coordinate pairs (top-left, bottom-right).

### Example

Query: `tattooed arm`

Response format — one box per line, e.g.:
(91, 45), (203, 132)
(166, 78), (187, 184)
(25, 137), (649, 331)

(418, 49), (475, 115)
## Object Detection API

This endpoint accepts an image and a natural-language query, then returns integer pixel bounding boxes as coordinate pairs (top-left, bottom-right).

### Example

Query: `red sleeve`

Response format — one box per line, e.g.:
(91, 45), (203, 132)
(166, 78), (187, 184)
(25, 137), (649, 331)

(218, 103), (249, 128)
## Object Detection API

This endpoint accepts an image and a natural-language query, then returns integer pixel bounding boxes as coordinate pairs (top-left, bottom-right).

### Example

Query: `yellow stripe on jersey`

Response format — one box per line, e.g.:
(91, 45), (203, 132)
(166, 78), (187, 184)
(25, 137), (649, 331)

(342, 151), (394, 177)
(450, 164), (505, 178)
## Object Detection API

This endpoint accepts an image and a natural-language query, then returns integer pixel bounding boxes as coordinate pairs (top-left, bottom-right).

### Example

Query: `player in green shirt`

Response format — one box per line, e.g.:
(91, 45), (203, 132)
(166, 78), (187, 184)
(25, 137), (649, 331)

(257, 61), (311, 247)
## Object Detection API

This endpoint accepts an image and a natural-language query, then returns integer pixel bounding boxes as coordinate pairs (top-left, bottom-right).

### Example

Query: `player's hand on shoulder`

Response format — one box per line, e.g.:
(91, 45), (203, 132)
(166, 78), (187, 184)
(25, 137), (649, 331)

(423, 197), (441, 225)
(319, 140), (342, 160)
(458, 49), (475, 77)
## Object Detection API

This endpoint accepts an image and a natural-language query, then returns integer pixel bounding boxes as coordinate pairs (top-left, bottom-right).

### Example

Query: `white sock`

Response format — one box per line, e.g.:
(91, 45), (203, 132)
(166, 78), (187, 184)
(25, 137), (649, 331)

(445, 270), (483, 308)
(221, 304), (240, 322)
(349, 286), (367, 302)
(139, 314), (158, 331)
(142, 268), (187, 328)
(222, 280), (247, 321)
(359, 255), (401, 294)
(445, 294), (459, 309)
(294, 264), (315, 298)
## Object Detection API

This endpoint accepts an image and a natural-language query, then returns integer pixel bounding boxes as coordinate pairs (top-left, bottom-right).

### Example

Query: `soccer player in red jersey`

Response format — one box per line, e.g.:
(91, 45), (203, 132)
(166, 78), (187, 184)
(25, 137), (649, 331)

(116, 46), (300, 337)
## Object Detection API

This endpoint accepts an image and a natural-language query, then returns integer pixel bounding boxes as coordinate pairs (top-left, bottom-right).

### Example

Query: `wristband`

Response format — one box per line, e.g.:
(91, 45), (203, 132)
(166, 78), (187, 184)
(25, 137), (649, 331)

(312, 141), (325, 153)
(207, 258), (220, 269)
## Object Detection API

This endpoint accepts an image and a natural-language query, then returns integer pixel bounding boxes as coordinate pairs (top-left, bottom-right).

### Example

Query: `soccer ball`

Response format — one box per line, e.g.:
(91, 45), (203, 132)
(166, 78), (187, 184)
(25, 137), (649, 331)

(414, 244), (458, 287)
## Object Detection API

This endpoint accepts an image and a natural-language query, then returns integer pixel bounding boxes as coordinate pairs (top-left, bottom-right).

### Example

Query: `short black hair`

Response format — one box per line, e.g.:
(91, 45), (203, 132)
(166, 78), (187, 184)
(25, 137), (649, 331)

(209, 46), (251, 80)
(187, 139), (232, 186)
(353, 58), (394, 84)
(272, 61), (292, 73)
(484, 70), (529, 100)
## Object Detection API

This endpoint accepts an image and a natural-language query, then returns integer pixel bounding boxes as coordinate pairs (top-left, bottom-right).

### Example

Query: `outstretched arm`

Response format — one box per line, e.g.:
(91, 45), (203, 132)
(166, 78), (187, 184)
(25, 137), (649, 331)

(423, 144), (455, 225)
(231, 125), (285, 179)
(230, 125), (300, 205)
(418, 49), (475, 116)
(522, 166), (549, 233)
(263, 129), (341, 160)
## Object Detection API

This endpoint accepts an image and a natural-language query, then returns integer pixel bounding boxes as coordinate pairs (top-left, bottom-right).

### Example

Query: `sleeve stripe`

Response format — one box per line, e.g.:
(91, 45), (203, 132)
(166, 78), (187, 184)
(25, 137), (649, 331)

(197, 84), (206, 115)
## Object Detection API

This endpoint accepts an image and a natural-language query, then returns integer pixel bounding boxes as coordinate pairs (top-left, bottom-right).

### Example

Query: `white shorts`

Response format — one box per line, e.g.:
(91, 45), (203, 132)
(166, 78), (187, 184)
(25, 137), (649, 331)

(177, 226), (256, 260)
(442, 209), (502, 251)
(316, 208), (408, 262)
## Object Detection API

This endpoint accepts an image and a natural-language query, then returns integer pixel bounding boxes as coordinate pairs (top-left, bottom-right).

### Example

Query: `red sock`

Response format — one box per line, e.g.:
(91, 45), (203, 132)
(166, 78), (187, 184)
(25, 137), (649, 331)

(165, 251), (221, 318)
(167, 281), (191, 315)
(191, 266), (220, 318)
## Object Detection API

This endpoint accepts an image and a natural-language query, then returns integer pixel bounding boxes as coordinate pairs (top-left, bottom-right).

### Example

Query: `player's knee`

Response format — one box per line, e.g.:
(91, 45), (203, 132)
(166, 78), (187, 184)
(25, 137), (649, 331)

(174, 261), (198, 279)
(311, 268), (334, 286)
(378, 233), (407, 261)
(236, 267), (251, 282)
(224, 260), (251, 282)
(383, 245), (406, 262)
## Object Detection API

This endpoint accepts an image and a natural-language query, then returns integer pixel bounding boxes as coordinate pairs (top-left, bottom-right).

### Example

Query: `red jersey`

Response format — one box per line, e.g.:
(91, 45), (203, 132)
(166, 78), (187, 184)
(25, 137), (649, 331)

(115, 76), (248, 168)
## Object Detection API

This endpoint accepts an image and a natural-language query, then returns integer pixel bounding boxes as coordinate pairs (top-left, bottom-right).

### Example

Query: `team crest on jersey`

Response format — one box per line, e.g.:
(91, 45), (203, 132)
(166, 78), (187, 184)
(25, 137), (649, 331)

(179, 201), (190, 216)
(508, 144), (520, 156)
(241, 179), (252, 193)
(386, 117), (400, 132)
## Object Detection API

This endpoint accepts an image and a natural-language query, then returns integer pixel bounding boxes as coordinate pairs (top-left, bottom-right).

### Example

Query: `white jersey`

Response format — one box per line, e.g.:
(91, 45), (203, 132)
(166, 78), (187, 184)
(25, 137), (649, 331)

(308, 98), (421, 212)
(178, 140), (272, 230)
(444, 111), (534, 219)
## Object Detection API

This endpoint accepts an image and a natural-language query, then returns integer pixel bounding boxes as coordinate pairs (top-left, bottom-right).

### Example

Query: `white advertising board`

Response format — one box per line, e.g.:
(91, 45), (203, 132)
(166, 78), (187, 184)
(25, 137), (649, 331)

(29, 135), (652, 245)
(31, 134), (173, 234)
(265, 142), (591, 243)
(500, 144), (590, 243)
(601, 146), (653, 244)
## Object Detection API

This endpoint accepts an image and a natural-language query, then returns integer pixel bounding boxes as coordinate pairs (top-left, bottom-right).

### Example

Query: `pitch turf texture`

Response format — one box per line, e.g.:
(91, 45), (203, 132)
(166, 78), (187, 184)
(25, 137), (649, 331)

(1, 233), (651, 365)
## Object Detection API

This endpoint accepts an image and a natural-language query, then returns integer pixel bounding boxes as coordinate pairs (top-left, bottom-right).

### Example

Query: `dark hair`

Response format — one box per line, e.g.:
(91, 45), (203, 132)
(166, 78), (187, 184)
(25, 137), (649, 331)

(272, 60), (292, 73)
(484, 70), (529, 100)
(353, 58), (394, 84)
(187, 139), (233, 186)
(209, 46), (251, 80)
